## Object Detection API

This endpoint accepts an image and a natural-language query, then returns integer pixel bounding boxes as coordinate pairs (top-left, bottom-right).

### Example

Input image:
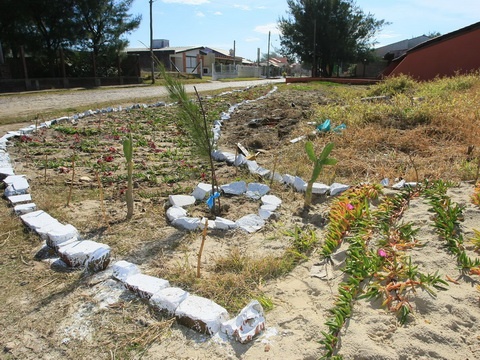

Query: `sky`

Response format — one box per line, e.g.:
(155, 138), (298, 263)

(126, 0), (480, 61)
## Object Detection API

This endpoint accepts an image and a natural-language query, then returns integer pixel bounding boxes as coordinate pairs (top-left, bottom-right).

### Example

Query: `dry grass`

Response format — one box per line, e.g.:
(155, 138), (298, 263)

(280, 73), (480, 185)
(3, 74), (480, 358)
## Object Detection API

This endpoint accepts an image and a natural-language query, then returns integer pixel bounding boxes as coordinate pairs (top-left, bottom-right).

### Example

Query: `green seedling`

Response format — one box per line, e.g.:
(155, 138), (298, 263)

(304, 141), (337, 208)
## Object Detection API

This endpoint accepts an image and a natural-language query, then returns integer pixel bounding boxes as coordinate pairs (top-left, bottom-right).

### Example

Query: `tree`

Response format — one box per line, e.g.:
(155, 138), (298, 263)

(0, 0), (29, 59)
(74, 0), (141, 76)
(28, 0), (79, 76)
(278, 0), (387, 77)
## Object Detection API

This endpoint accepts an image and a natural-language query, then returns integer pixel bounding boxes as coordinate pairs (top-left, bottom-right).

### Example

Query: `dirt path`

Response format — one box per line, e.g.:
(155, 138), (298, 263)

(0, 78), (285, 121)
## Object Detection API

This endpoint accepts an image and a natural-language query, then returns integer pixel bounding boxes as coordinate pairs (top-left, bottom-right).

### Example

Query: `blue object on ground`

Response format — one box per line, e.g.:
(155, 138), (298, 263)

(317, 119), (331, 132)
(333, 124), (347, 132)
(206, 191), (221, 209)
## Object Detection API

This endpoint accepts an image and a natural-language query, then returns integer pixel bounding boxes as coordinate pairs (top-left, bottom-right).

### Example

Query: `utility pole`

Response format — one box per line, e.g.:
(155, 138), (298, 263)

(233, 40), (236, 66)
(313, 19), (317, 77)
(150, 0), (155, 84)
(266, 31), (271, 78)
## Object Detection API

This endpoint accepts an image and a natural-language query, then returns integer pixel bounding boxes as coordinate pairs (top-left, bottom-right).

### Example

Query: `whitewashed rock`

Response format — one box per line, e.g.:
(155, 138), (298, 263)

(7, 194), (32, 205)
(258, 206), (275, 220)
(124, 273), (170, 299)
(175, 295), (229, 335)
(0, 167), (14, 179)
(19, 125), (36, 134)
(150, 287), (189, 315)
(221, 181), (247, 195)
(212, 150), (235, 163)
(329, 183), (350, 196)
(293, 176), (307, 192)
(392, 179), (406, 189)
(261, 195), (282, 207)
(4, 185), (16, 197)
(282, 174), (295, 185)
(211, 150), (227, 161)
(85, 246), (111, 272)
(13, 203), (36, 215)
(199, 217), (216, 230)
(20, 210), (61, 238)
(214, 217), (237, 230)
(234, 154), (247, 167)
(245, 160), (259, 173)
(220, 112), (231, 121)
(55, 116), (69, 123)
(222, 152), (236, 164)
(312, 182), (330, 194)
(290, 135), (306, 144)
(46, 223), (79, 249)
(166, 206), (188, 222)
(0, 152), (11, 168)
(172, 217), (201, 231)
(57, 240), (111, 271)
(169, 194), (196, 207)
(246, 183), (270, 199)
(221, 300), (265, 343)
(213, 127), (221, 142)
(236, 214), (265, 233)
(112, 260), (141, 282)
(191, 182), (213, 200)
(3, 175), (29, 195)
(267, 172), (284, 183)
(246, 160), (270, 177)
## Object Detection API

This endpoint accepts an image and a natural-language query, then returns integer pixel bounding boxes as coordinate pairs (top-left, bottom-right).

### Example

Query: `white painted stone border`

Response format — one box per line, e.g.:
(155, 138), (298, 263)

(167, 181), (282, 233)
(0, 82), (416, 343)
(0, 84), (278, 343)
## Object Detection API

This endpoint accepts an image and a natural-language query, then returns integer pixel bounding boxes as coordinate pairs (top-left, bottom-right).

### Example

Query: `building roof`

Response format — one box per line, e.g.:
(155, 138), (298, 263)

(375, 35), (431, 58)
(127, 46), (204, 53)
(394, 21), (480, 61)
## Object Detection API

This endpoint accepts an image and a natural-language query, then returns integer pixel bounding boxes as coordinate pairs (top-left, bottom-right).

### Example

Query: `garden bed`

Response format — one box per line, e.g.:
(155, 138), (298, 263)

(2, 77), (480, 359)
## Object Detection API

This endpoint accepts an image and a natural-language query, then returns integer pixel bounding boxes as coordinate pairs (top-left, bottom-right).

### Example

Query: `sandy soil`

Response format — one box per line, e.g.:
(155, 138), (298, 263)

(1, 82), (480, 360)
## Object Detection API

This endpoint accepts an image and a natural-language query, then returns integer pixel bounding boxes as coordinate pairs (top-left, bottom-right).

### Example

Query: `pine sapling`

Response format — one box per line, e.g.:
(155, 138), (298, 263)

(304, 141), (337, 208)
(163, 67), (220, 214)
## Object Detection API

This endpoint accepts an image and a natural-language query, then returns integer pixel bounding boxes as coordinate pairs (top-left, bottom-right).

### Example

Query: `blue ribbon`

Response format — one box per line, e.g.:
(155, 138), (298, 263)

(206, 191), (221, 209)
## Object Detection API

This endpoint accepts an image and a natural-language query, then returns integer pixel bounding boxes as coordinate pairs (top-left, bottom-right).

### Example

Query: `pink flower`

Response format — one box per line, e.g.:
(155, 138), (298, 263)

(378, 249), (387, 258)
(346, 203), (354, 210)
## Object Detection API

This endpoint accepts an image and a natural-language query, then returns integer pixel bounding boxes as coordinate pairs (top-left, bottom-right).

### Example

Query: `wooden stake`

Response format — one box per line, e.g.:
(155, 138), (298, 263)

(96, 171), (110, 230)
(66, 152), (75, 206)
(197, 219), (208, 278)
(44, 154), (47, 184)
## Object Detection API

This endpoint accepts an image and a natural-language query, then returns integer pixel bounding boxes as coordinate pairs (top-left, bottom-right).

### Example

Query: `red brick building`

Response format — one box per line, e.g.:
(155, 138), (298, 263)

(383, 22), (480, 80)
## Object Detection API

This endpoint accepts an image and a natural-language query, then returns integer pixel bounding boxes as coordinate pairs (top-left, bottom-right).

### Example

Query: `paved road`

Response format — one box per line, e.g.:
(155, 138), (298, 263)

(0, 78), (285, 121)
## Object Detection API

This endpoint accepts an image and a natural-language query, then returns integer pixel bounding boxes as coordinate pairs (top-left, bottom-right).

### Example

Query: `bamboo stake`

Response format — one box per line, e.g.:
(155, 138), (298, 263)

(197, 219), (208, 278)
(66, 151), (76, 206)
